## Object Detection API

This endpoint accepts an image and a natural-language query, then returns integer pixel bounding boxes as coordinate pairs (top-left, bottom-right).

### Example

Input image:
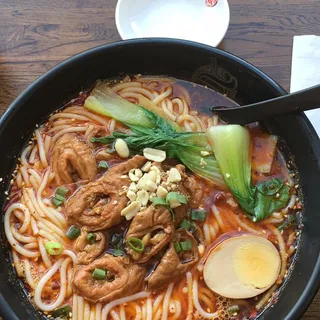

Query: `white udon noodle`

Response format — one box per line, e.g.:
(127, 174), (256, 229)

(4, 78), (292, 319)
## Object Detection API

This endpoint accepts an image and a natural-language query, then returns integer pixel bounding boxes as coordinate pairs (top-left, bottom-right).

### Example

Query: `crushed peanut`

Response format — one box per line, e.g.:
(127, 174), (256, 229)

(121, 201), (141, 220)
(167, 168), (182, 183)
(143, 148), (166, 162)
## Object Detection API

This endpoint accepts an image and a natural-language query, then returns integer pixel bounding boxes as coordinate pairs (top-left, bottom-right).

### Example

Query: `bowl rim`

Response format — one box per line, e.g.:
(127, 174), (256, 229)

(1, 38), (320, 320)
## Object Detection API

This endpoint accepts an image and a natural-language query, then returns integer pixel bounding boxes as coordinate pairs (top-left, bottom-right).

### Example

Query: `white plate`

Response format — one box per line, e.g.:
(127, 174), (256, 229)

(116, 0), (230, 47)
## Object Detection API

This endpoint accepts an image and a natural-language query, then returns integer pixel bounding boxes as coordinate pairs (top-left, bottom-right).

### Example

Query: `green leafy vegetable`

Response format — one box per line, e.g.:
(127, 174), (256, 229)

(207, 125), (291, 221)
(52, 305), (71, 318)
(85, 83), (155, 128)
(84, 83), (225, 187)
(207, 125), (255, 213)
(254, 180), (290, 221)
(85, 83), (290, 222)
(256, 178), (284, 196)
(278, 214), (297, 231)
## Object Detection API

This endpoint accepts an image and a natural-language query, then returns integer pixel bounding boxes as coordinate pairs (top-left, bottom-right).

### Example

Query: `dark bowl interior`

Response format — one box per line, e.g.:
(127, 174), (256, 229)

(1, 38), (320, 320)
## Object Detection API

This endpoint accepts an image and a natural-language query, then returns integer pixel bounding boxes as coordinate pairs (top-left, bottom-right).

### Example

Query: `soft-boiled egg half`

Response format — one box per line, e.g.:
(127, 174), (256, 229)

(203, 234), (281, 299)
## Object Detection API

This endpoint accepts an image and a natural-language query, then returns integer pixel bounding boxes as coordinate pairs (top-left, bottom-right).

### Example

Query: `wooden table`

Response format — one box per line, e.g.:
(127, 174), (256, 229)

(0, 0), (319, 318)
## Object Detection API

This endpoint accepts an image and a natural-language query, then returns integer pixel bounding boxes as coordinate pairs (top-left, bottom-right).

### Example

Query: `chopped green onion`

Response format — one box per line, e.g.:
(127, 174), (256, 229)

(174, 241), (181, 253)
(45, 241), (64, 256)
(52, 305), (72, 318)
(180, 219), (196, 232)
(180, 240), (192, 251)
(52, 197), (64, 207)
(152, 197), (168, 207)
(56, 187), (69, 197)
(227, 305), (240, 315)
(52, 187), (69, 207)
(190, 209), (207, 222)
(54, 193), (66, 202)
(66, 226), (81, 240)
(92, 268), (106, 280)
(166, 192), (187, 204)
(127, 237), (145, 253)
(86, 233), (97, 244)
(98, 161), (109, 169)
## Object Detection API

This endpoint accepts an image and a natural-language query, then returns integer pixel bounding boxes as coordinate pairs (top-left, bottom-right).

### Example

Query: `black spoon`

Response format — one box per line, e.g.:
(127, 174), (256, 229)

(211, 84), (320, 125)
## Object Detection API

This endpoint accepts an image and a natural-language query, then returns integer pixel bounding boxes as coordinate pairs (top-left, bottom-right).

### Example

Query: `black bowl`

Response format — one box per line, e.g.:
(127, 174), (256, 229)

(1, 38), (320, 320)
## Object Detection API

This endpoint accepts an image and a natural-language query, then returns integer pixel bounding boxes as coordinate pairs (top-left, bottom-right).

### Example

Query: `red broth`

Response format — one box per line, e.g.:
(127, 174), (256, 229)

(4, 76), (301, 320)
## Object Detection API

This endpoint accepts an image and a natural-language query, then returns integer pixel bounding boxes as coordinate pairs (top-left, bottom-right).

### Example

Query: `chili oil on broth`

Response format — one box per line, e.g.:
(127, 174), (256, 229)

(3, 76), (302, 320)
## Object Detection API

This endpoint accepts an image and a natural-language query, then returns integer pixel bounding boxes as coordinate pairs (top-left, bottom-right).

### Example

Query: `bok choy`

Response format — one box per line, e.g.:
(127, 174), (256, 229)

(84, 83), (225, 187)
(207, 125), (290, 221)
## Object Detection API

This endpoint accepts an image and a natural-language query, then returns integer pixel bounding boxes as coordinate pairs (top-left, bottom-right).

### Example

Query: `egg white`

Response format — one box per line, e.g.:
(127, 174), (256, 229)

(203, 234), (281, 299)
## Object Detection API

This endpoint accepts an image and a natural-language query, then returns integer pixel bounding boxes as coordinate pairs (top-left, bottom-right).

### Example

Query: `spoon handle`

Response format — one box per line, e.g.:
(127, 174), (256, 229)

(213, 84), (320, 125)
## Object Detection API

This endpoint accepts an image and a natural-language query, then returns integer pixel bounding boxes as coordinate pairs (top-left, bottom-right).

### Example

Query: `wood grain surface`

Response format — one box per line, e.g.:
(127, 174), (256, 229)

(0, 0), (320, 318)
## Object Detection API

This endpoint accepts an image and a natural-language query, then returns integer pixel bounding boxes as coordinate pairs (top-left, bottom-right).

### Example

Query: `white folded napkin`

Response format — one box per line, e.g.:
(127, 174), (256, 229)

(290, 35), (320, 135)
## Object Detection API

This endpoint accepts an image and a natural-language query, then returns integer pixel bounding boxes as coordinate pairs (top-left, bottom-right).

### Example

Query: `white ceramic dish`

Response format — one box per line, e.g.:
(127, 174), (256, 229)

(116, 0), (230, 47)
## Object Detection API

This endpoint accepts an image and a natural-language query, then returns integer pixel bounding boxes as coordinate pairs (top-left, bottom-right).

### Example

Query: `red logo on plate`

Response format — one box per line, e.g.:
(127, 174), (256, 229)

(205, 0), (218, 7)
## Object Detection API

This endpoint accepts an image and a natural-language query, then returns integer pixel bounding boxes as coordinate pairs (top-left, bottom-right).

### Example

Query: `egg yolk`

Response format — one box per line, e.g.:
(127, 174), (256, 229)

(233, 242), (280, 289)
